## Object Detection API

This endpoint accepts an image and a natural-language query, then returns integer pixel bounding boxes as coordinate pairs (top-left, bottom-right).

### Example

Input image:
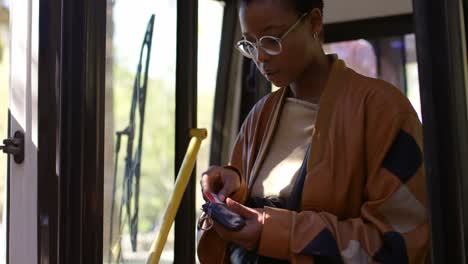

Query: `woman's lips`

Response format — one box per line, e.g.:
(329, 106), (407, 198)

(265, 70), (279, 78)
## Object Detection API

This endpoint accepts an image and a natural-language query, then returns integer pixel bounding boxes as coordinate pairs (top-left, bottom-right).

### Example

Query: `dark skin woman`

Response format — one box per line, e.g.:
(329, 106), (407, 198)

(202, 0), (330, 251)
(199, 0), (429, 263)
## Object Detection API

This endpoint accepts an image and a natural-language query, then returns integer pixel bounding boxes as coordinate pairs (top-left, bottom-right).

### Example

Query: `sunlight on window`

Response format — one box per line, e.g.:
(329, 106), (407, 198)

(404, 34), (422, 122)
(104, 1), (224, 263)
(324, 36), (421, 122)
(324, 39), (377, 78)
(195, 0), (224, 259)
(104, 1), (176, 263)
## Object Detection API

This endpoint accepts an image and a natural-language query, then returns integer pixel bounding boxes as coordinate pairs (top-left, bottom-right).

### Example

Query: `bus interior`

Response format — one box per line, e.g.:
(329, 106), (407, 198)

(0, 0), (467, 263)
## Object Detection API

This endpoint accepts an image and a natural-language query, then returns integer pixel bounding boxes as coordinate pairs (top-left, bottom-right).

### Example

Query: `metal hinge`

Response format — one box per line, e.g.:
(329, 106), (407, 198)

(0, 131), (24, 164)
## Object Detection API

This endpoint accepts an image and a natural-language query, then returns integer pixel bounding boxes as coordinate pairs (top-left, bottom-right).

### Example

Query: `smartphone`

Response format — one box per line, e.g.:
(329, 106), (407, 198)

(204, 191), (222, 204)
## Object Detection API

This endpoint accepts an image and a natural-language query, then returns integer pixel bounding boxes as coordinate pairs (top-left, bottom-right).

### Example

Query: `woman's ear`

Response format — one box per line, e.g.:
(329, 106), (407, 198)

(308, 8), (323, 38)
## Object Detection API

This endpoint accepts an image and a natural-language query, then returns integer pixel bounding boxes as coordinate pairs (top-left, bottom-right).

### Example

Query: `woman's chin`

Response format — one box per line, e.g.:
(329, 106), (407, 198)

(268, 78), (288, 88)
(263, 72), (289, 88)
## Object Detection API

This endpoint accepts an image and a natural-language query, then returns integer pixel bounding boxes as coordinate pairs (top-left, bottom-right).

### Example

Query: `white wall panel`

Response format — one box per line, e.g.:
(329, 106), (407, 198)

(9, 0), (38, 263)
(324, 0), (412, 24)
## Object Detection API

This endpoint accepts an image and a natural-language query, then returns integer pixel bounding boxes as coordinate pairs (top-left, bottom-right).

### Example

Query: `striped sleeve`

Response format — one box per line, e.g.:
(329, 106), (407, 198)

(257, 113), (430, 263)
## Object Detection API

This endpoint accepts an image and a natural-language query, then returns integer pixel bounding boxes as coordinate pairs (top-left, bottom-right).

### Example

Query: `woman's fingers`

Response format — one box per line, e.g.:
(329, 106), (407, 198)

(201, 166), (222, 193)
(226, 198), (256, 218)
(211, 205), (264, 251)
(201, 165), (241, 202)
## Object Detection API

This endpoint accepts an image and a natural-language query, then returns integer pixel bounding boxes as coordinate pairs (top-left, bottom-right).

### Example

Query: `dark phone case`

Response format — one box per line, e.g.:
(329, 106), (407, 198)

(202, 202), (246, 231)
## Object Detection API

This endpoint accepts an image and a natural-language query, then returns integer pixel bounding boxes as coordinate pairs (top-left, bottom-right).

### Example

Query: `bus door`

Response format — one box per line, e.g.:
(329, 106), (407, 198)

(2, 0), (39, 263)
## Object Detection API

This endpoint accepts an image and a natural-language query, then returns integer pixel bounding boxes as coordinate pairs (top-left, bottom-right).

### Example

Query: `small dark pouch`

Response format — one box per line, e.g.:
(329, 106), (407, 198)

(201, 202), (246, 231)
(228, 196), (289, 264)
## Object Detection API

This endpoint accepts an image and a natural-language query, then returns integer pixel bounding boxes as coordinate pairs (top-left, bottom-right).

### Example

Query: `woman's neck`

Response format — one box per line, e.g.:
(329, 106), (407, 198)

(289, 53), (332, 104)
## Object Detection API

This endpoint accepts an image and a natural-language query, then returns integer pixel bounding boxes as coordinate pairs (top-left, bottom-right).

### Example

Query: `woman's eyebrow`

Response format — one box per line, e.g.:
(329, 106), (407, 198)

(242, 32), (254, 39)
(260, 24), (287, 35)
(242, 24), (287, 39)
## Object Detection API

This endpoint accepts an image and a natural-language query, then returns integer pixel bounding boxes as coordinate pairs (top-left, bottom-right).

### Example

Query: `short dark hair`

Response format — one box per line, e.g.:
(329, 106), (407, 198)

(238, 0), (324, 15)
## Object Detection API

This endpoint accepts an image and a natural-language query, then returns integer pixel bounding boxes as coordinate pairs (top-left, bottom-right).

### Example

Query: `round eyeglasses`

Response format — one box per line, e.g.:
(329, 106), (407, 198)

(235, 12), (309, 59)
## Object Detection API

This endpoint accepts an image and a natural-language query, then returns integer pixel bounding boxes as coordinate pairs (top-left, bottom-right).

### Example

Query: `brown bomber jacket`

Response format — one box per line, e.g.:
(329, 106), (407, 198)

(197, 56), (429, 263)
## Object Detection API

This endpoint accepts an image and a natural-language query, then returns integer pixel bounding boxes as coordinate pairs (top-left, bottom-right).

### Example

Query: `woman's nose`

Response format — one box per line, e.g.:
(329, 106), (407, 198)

(255, 47), (270, 63)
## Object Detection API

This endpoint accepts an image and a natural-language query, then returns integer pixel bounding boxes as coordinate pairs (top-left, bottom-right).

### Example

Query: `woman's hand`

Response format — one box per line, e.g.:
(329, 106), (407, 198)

(201, 166), (241, 202)
(213, 198), (264, 251)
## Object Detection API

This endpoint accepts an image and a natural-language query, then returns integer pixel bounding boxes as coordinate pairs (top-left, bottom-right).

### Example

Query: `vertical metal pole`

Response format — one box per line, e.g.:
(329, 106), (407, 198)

(59, 0), (106, 263)
(37, 0), (62, 262)
(238, 59), (271, 128)
(175, 0), (198, 263)
(413, 0), (468, 262)
(210, 1), (237, 165)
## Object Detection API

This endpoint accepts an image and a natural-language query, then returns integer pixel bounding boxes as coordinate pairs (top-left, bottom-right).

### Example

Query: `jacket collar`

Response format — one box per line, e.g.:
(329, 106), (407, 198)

(308, 55), (348, 169)
(247, 55), (348, 191)
(247, 86), (288, 191)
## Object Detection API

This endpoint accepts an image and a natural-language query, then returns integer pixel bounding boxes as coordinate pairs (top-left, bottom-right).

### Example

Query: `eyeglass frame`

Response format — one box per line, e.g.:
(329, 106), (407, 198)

(235, 11), (311, 59)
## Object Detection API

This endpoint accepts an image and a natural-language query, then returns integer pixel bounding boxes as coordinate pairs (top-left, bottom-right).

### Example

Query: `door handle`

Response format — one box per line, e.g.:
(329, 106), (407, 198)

(0, 131), (24, 164)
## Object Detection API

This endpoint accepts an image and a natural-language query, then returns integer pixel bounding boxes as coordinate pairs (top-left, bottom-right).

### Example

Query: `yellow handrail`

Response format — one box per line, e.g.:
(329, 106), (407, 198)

(146, 128), (207, 264)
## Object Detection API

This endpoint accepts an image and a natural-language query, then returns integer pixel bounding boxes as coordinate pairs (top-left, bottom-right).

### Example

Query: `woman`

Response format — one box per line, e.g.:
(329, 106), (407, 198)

(198, 0), (429, 263)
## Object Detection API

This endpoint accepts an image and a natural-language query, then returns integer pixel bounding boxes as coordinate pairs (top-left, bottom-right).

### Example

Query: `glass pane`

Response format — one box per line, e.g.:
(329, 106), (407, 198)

(324, 39), (377, 78)
(103, 1), (176, 263)
(405, 34), (422, 121)
(0, 1), (9, 262)
(195, 0), (224, 258)
(324, 36), (422, 122)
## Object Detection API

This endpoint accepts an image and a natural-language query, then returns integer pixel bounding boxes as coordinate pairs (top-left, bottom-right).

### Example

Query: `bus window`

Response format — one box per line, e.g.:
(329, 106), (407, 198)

(324, 39), (377, 78)
(324, 34), (422, 121)
(196, 0), (224, 259)
(0, 1), (8, 262)
(103, 1), (177, 263)
(404, 34), (421, 121)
